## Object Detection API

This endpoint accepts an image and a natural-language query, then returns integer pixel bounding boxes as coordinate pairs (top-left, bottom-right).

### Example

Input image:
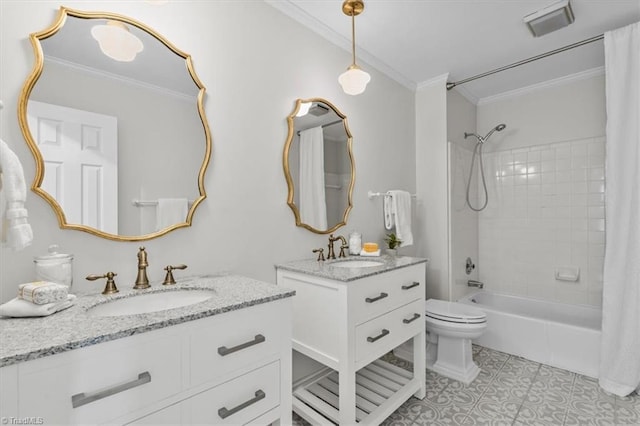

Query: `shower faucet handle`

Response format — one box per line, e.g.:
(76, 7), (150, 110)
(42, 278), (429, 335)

(465, 257), (476, 275)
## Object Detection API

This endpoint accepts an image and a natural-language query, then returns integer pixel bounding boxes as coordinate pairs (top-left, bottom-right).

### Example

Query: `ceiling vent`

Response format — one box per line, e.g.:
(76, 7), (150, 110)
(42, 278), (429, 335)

(309, 104), (330, 116)
(524, 0), (575, 37)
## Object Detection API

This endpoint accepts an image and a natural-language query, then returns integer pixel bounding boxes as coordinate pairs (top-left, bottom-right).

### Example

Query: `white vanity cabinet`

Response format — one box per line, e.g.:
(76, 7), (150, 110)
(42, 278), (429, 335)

(276, 260), (426, 425)
(0, 298), (292, 426)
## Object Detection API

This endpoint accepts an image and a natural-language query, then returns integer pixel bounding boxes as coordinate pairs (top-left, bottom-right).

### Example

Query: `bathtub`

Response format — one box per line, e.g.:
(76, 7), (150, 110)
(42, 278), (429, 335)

(459, 291), (602, 378)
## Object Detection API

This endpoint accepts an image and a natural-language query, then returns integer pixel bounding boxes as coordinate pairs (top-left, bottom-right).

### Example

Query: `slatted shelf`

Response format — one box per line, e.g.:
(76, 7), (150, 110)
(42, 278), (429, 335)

(293, 359), (414, 425)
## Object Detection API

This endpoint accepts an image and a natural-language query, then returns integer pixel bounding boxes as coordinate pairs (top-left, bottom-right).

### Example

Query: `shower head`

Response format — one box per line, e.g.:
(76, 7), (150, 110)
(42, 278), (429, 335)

(483, 123), (507, 141)
(464, 123), (506, 144)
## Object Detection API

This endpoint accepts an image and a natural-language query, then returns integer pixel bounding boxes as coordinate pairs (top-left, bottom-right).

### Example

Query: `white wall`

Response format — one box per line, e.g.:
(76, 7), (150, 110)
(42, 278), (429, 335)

(446, 89), (479, 301)
(415, 77), (449, 300)
(477, 74), (606, 306)
(0, 1), (416, 301)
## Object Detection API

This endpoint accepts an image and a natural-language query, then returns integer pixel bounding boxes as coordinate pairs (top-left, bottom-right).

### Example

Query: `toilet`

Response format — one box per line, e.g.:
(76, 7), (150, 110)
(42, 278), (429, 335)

(425, 298), (487, 384)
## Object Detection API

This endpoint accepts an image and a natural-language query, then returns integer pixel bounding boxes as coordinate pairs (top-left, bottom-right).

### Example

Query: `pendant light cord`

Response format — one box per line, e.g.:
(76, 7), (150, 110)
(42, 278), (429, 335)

(351, 11), (356, 66)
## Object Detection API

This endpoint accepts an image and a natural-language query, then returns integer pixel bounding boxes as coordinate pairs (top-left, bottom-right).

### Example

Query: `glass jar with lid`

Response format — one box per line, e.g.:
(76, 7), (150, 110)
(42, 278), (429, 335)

(34, 245), (74, 290)
(348, 231), (362, 255)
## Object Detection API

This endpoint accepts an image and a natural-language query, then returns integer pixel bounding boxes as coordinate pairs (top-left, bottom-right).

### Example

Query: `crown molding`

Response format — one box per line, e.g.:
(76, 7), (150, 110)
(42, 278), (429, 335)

(44, 55), (197, 103)
(416, 73), (449, 91)
(477, 66), (605, 106)
(265, 0), (417, 92)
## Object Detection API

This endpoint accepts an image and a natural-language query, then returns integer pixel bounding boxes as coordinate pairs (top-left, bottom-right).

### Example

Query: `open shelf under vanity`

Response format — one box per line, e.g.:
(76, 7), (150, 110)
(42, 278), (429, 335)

(293, 358), (418, 425)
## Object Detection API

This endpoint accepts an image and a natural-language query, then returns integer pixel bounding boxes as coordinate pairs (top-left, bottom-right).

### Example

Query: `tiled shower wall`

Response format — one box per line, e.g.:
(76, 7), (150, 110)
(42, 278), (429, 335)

(478, 136), (606, 307)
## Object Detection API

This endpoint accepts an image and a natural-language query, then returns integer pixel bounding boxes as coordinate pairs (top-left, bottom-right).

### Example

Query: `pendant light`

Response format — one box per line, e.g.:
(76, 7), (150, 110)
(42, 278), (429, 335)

(338, 0), (371, 95)
(91, 20), (144, 62)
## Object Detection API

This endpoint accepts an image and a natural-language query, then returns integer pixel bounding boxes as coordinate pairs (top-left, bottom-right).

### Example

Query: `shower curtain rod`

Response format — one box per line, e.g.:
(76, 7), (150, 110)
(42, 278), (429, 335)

(446, 33), (604, 91)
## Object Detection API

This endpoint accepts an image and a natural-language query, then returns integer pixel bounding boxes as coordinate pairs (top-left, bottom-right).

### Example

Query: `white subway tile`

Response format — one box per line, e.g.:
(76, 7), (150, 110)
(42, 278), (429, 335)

(588, 181), (605, 194)
(589, 219), (605, 232)
(572, 156), (588, 169)
(556, 158), (572, 171)
(541, 149), (555, 161)
(556, 171), (572, 183)
(556, 145), (572, 159)
(588, 206), (605, 218)
(588, 167), (605, 181)
(571, 143), (588, 156)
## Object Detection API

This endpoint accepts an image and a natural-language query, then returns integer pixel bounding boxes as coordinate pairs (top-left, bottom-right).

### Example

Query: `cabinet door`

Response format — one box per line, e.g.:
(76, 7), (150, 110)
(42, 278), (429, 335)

(18, 331), (181, 425)
(189, 361), (280, 425)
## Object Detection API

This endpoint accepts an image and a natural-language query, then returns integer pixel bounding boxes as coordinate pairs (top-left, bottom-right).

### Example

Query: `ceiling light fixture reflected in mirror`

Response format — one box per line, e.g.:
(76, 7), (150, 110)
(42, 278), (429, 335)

(91, 20), (144, 62)
(296, 101), (312, 117)
(338, 0), (370, 95)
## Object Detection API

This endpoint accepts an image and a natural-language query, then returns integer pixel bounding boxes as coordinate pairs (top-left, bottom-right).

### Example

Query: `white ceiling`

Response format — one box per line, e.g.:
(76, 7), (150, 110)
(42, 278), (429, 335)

(267, 0), (640, 102)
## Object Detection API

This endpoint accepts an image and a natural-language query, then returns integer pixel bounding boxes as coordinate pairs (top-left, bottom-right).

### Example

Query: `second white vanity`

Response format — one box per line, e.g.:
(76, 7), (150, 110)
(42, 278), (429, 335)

(276, 256), (427, 425)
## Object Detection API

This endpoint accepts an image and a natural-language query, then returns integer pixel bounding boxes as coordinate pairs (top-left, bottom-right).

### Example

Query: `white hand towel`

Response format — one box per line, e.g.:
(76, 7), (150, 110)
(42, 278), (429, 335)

(156, 198), (188, 231)
(0, 139), (33, 250)
(389, 190), (413, 247)
(0, 294), (76, 317)
(383, 195), (394, 230)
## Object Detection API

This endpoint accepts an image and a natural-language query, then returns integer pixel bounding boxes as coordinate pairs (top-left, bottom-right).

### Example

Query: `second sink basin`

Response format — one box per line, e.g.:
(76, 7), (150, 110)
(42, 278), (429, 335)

(329, 260), (384, 268)
(88, 289), (214, 317)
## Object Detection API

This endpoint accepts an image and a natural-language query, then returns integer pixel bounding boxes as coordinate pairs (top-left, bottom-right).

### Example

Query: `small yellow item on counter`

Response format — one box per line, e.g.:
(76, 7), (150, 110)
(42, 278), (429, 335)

(363, 242), (379, 253)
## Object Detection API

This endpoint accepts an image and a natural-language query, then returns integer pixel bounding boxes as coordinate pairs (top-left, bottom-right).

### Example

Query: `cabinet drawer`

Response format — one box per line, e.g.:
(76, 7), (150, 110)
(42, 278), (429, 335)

(355, 299), (424, 365)
(189, 360), (280, 425)
(190, 301), (285, 387)
(350, 265), (423, 325)
(19, 332), (181, 425)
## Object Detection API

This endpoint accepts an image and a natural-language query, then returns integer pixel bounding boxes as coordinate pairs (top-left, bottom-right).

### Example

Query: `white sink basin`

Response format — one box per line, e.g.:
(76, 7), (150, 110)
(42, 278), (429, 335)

(329, 260), (384, 268)
(88, 289), (214, 317)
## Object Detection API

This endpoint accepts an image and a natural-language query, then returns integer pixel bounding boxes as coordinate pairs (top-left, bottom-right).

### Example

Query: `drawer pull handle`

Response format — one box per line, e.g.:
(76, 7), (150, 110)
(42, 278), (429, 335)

(71, 371), (151, 408)
(403, 313), (421, 324)
(218, 389), (266, 419)
(365, 292), (388, 303)
(367, 329), (390, 343)
(402, 281), (420, 290)
(218, 334), (266, 356)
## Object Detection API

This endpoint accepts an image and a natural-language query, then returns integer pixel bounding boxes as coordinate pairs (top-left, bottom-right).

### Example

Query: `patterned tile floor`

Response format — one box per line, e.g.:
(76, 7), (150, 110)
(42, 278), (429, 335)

(292, 345), (640, 425)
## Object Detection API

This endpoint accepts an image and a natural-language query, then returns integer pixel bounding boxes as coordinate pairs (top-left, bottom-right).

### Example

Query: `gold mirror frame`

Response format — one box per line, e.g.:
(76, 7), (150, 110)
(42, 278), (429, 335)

(18, 7), (212, 242)
(283, 98), (355, 234)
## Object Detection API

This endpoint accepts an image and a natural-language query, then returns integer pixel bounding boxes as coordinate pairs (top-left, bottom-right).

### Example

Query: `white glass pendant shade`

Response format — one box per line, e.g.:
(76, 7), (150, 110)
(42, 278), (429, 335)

(91, 20), (144, 62)
(339, 65), (371, 96)
(296, 101), (312, 117)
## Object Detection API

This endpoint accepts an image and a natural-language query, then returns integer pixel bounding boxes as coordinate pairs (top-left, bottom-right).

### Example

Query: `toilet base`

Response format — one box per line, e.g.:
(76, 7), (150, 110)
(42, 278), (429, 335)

(426, 334), (481, 385)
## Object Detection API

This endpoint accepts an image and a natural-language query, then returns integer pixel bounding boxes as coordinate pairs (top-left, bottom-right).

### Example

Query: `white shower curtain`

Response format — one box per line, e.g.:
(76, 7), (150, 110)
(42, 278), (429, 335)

(299, 126), (327, 230)
(599, 21), (640, 397)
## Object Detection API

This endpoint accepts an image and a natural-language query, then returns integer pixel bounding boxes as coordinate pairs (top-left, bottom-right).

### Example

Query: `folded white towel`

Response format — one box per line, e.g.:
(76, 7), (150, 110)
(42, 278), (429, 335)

(389, 190), (413, 247)
(0, 138), (33, 250)
(0, 294), (76, 318)
(156, 198), (188, 231)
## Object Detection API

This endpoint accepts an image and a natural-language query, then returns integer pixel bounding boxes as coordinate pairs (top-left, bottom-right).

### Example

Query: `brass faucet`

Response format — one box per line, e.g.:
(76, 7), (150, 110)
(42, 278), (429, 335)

(312, 248), (325, 262)
(327, 234), (348, 260)
(86, 272), (119, 295)
(163, 264), (187, 285)
(133, 246), (151, 289)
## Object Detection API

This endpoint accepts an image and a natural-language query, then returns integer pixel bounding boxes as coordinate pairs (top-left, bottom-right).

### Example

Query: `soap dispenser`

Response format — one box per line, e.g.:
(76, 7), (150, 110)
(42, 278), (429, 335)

(34, 244), (74, 290)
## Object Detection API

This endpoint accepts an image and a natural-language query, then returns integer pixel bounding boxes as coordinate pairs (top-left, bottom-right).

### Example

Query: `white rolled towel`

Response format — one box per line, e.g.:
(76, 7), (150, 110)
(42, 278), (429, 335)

(0, 294), (76, 318)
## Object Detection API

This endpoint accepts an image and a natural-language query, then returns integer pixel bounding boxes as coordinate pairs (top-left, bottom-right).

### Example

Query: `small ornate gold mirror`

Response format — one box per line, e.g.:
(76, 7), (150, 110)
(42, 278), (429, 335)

(19, 7), (211, 241)
(283, 98), (354, 234)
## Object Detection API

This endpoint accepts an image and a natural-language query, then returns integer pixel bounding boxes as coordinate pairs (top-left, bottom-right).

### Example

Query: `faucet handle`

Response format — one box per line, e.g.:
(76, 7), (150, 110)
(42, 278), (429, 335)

(163, 264), (188, 285)
(339, 245), (349, 258)
(86, 272), (119, 295)
(312, 248), (325, 262)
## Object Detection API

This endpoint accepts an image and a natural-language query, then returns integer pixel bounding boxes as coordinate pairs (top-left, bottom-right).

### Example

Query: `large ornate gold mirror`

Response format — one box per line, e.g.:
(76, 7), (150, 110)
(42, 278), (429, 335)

(19, 7), (211, 241)
(283, 98), (354, 234)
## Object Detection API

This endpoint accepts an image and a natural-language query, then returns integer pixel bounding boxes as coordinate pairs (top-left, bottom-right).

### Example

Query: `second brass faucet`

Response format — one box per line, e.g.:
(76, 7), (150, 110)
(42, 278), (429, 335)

(133, 246), (151, 289)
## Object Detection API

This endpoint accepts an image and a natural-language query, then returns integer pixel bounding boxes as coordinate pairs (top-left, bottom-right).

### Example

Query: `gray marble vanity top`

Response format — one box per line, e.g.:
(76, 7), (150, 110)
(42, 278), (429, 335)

(275, 255), (428, 282)
(0, 274), (294, 367)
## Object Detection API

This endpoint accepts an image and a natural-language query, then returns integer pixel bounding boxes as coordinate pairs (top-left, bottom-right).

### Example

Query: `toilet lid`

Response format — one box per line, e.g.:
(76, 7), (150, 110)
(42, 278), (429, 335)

(425, 299), (486, 324)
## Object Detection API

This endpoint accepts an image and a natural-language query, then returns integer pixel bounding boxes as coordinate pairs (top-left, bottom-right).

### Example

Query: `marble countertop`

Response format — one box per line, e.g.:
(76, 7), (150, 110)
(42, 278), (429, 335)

(275, 255), (428, 282)
(0, 275), (294, 368)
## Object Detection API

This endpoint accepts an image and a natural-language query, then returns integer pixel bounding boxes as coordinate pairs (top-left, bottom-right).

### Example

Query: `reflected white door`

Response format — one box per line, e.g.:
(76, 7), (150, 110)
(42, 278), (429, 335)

(27, 100), (118, 233)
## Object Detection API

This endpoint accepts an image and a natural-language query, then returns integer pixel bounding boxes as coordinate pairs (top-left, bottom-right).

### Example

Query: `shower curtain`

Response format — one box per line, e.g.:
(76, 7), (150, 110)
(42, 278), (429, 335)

(599, 21), (640, 397)
(299, 126), (327, 230)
